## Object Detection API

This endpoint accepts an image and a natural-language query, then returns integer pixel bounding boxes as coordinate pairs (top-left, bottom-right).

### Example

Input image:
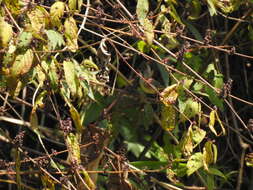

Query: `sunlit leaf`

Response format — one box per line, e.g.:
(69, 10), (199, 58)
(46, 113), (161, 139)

(179, 126), (193, 156)
(179, 98), (201, 122)
(208, 110), (217, 136)
(66, 133), (81, 164)
(160, 84), (178, 106)
(63, 60), (78, 96)
(69, 0), (83, 12)
(45, 30), (65, 50)
(27, 6), (49, 34)
(0, 17), (13, 47)
(206, 0), (217, 16)
(208, 109), (225, 136)
(17, 31), (33, 49)
(187, 152), (204, 176)
(203, 141), (217, 170)
(50, 1), (65, 27)
(10, 49), (34, 77)
(64, 16), (78, 52)
(192, 125), (206, 148)
(136, 0), (149, 25)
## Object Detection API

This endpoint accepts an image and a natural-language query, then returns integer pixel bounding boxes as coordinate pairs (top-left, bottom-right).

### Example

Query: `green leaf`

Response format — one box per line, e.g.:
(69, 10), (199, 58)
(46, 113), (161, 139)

(192, 125), (206, 148)
(205, 86), (224, 110)
(161, 105), (177, 132)
(50, 1), (65, 27)
(136, 0), (149, 25)
(208, 167), (227, 179)
(45, 30), (65, 50)
(63, 60), (78, 96)
(188, 0), (202, 20)
(206, 0), (217, 16)
(0, 17), (13, 47)
(187, 152), (204, 176)
(17, 31), (33, 49)
(10, 49), (34, 77)
(64, 16), (78, 52)
(127, 142), (145, 158)
(179, 98), (201, 122)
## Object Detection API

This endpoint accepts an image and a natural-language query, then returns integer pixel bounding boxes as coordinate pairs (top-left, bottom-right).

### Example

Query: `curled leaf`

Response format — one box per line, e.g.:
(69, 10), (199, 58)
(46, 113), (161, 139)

(160, 84), (178, 106)
(203, 141), (217, 170)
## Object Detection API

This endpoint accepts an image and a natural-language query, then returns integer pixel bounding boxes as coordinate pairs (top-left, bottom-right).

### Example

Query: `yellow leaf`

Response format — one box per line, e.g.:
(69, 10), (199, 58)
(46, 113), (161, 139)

(203, 141), (217, 170)
(27, 6), (49, 34)
(64, 17), (78, 52)
(215, 111), (226, 135)
(69, 0), (83, 12)
(63, 60), (78, 96)
(208, 110), (217, 136)
(0, 17), (13, 47)
(10, 49), (34, 77)
(161, 105), (176, 132)
(160, 84), (178, 106)
(66, 133), (81, 164)
(50, 1), (65, 27)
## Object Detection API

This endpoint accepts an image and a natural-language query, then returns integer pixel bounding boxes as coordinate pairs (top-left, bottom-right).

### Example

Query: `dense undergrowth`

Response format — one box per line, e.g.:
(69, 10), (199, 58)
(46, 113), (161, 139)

(1, 0), (253, 189)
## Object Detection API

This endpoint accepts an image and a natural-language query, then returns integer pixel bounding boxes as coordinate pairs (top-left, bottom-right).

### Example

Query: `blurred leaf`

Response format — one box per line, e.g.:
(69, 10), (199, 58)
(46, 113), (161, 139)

(69, 0), (83, 12)
(27, 6), (49, 34)
(10, 49), (34, 77)
(143, 18), (154, 45)
(69, 105), (83, 135)
(0, 17), (13, 47)
(41, 174), (55, 190)
(66, 133), (81, 164)
(187, 152), (204, 176)
(161, 105), (177, 132)
(168, 3), (183, 25)
(160, 84), (178, 106)
(130, 161), (167, 170)
(179, 98), (201, 122)
(208, 167), (227, 179)
(64, 16), (78, 52)
(63, 60), (78, 96)
(17, 31), (33, 49)
(203, 141), (217, 170)
(208, 110), (217, 136)
(127, 142), (145, 158)
(137, 40), (150, 53)
(179, 126), (193, 156)
(192, 125), (206, 148)
(205, 86), (224, 110)
(136, 0), (149, 25)
(208, 109), (225, 136)
(50, 1), (65, 27)
(188, 0), (202, 20)
(46, 30), (65, 50)
(207, 0), (217, 16)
